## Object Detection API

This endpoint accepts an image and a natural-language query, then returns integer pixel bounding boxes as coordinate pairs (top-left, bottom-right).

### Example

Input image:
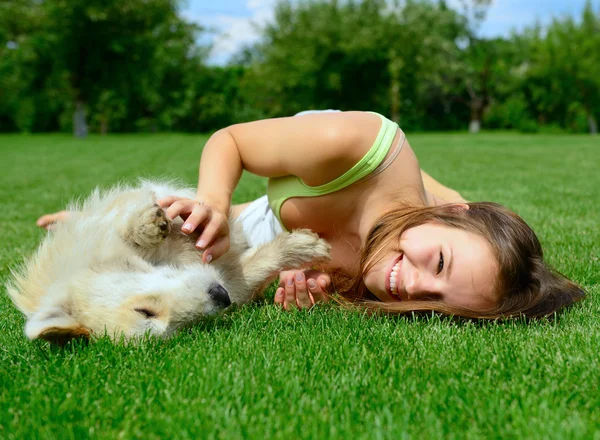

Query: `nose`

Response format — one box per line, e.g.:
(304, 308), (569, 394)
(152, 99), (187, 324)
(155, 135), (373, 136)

(404, 268), (437, 298)
(208, 284), (231, 309)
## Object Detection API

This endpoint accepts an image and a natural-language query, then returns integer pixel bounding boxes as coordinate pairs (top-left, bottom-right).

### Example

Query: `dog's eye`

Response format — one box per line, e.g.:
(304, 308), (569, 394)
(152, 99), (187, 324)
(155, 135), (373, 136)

(134, 308), (157, 319)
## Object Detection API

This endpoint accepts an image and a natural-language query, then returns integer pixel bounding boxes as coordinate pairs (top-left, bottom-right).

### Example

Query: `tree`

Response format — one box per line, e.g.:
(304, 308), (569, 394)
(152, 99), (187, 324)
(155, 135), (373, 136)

(525, 1), (600, 134)
(240, 0), (470, 129)
(0, 0), (68, 132)
(31, 0), (200, 136)
(385, 0), (469, 128)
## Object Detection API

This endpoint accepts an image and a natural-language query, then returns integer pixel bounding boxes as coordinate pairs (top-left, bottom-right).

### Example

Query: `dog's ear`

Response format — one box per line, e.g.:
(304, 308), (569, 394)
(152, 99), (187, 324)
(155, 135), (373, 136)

(25, 306), (90, 345)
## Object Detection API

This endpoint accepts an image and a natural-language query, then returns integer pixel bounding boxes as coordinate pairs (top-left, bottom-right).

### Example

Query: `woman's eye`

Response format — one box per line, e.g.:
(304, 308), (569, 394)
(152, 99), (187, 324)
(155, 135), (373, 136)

(437, 252), (444, 275)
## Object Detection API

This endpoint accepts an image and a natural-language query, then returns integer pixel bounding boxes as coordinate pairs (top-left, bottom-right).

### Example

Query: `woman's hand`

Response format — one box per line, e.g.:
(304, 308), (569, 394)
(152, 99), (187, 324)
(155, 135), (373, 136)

(36, 210), (71, 230)
(275, 269), (331, 310)
(157, 196), (230, 263)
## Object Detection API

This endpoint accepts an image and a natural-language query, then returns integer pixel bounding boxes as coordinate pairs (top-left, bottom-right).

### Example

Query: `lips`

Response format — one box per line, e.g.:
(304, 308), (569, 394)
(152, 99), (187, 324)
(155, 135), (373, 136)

(386, 254), (403, 300)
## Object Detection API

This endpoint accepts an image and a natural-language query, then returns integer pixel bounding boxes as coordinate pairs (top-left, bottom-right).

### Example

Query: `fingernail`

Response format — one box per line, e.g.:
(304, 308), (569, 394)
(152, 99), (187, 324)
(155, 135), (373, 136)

(307, 279), (317, 289)
(295, 272), (304, 282)
(182, 223), (191, 232)
(196, 239), (205, 248)
(205, 254), (212, 263)
(286, 276), (294, 286)
(319, 279), (327, 288)
(276, 288), (284, 297)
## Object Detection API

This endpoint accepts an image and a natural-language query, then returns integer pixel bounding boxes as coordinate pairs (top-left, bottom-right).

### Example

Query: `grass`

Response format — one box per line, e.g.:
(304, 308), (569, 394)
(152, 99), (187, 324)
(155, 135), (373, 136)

(0, 132), (598, 439)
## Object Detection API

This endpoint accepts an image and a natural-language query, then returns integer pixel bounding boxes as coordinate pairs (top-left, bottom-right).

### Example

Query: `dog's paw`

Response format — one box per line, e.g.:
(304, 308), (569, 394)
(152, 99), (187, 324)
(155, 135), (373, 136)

(130, 204), (172, 247)
(277, 229), (331, 264)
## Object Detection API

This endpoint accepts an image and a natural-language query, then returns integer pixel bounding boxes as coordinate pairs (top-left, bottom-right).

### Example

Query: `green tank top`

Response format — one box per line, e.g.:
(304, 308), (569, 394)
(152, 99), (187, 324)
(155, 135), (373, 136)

(267, 113), (399, 230)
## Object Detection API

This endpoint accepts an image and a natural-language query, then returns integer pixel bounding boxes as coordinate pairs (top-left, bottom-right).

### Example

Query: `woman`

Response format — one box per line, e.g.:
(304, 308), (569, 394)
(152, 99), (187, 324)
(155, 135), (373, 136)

(37, 111), (585, 317)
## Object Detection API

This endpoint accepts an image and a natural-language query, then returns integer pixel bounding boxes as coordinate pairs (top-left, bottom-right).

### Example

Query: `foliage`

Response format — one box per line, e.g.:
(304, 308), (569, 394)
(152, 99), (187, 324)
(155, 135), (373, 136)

(523, 1), (600, 133)
(0, 0), (598, 134)
(0, 0), (208, 134)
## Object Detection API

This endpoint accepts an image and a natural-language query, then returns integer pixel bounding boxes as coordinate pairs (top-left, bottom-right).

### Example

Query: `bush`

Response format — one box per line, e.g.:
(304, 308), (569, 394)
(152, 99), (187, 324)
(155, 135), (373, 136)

(566, 102), (591, 133)
(485, 95), (534, 130)
(517, 119), (539, 133)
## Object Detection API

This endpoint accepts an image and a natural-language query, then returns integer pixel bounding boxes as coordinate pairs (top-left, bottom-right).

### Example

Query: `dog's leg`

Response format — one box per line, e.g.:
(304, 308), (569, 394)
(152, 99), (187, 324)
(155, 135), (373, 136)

(224, 230), (331, 303)
(120, 200), (172, 249)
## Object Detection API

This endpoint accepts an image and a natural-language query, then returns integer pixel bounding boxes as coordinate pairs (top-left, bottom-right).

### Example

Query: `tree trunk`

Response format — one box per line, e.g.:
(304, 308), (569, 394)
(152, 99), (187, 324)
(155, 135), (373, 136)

(469, 120), (481, 134)
(390, 81), (400, 124)
(388, 49), (403, 124)
(588, 114), (598, 135)
(469, 97), (484, 133)
(73, 100), (88, 138)
(100, 117), (108, 135)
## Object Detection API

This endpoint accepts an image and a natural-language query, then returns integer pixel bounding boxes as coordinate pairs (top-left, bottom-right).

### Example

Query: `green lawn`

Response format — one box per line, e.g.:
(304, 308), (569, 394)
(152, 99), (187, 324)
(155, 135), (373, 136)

(0, 133), (598, 439)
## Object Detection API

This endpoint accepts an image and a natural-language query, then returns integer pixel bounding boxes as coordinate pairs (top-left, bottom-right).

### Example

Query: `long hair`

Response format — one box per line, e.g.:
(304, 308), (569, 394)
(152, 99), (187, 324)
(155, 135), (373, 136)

(331, 202), (586, 319)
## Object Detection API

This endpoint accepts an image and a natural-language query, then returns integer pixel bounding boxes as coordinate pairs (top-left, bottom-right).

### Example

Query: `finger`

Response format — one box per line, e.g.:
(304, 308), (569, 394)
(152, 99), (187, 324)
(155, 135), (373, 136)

(307, 278), (325, 303)
(36, 210), (69, 228)
(36, 214), (55, 228)
(294, 271), (313, 309)
(274, 287), (285, 306)
(165, 200), (195, 221)
(283, 275), (297, 311)
(317, 274), (331, 291)
(317, 274), (331, 302)
(196, 214), (225, 249)
(156, 195), (183, 208)
(278, 271), (294, 289)
(182, 205), (211, 235)
(202, 237), (230, 263)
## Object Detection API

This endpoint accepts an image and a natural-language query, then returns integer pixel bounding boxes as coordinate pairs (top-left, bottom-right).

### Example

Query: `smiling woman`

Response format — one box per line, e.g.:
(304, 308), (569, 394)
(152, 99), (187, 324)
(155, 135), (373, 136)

(343, 202), (585, 319)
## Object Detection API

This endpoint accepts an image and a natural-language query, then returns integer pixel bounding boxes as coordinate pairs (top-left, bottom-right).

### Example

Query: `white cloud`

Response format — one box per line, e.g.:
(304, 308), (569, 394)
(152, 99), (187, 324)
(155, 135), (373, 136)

(185, 0), (590, 65)
(184, 0), (276, 64)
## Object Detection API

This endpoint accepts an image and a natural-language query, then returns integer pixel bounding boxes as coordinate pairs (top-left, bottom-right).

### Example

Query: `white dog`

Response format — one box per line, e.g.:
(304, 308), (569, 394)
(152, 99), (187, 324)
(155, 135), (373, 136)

(7, 181), (330, 344)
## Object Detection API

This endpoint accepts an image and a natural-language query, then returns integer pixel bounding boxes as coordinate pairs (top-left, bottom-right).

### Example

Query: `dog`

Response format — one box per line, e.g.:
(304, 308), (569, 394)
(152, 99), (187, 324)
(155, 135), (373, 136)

(7, 181), (331, 344)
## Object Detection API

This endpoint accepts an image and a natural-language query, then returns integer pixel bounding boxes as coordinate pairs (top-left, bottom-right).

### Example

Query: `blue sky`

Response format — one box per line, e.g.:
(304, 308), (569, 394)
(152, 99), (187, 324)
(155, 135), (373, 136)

(182, 0), (597, 65)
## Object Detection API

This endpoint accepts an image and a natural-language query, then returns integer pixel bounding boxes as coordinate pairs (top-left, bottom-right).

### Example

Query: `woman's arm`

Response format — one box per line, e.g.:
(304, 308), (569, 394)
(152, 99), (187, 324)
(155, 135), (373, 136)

(36, 203), (254, 231)
(36, 211), (71, 230)
(162, 111), (384, 261)
(420, 170), (468, 205)
(196, 111), (382, 212)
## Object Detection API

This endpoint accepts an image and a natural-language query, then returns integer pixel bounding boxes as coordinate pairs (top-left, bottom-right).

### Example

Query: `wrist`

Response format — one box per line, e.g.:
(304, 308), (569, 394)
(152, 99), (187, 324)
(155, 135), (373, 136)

(195, 192), (231, 215)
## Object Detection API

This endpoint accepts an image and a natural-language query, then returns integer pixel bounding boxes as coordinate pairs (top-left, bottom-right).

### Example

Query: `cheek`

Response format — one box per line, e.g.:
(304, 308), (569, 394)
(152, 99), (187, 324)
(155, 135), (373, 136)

(362, 269), (378, 292)
(362, 265), (387, 297)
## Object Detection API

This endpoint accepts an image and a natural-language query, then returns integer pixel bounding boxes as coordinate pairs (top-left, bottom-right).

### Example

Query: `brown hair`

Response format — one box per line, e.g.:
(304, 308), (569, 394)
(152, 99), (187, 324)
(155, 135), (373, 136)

(331, 202), (586, 319)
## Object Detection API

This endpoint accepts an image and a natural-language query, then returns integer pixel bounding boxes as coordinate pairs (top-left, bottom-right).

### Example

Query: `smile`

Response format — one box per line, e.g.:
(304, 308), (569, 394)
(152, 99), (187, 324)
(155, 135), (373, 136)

(386, 254), (403, 299)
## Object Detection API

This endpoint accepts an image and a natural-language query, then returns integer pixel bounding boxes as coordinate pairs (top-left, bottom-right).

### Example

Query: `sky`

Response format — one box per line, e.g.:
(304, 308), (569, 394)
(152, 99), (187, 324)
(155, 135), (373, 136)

(182, 0), (597, 65)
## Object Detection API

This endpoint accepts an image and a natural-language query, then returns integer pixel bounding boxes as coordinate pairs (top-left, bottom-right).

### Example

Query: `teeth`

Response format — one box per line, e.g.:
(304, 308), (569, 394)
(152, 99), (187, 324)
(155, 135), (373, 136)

(389, 260), (401, 295)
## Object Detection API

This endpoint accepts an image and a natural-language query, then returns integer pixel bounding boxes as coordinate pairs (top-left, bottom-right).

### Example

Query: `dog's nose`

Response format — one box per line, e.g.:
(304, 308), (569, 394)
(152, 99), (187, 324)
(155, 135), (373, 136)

(208, 284), (231, 308)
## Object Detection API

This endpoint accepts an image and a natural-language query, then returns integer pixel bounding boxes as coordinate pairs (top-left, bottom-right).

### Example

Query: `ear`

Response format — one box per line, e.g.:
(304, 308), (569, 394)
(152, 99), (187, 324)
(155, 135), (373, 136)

(25, 306), (90, 345)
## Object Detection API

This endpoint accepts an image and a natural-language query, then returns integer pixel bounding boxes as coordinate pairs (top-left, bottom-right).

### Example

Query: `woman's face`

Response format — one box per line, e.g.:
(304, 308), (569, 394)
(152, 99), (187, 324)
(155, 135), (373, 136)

(363, 222), (499, 311)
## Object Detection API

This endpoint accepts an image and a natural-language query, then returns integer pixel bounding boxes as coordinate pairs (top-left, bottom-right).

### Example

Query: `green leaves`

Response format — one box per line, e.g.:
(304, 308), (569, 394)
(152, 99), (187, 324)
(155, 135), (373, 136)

(0, 0), (598, 134)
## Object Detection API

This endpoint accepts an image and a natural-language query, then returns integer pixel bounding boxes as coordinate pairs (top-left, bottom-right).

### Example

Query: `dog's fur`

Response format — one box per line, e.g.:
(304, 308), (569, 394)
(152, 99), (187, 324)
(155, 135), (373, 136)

(7, 181), (331, 343)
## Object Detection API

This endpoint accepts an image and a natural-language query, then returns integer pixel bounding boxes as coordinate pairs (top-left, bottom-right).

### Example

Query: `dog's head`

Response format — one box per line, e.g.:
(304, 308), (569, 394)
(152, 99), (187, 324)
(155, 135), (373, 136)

(21, 269), (232, 345)
(24, 294), (170, 345)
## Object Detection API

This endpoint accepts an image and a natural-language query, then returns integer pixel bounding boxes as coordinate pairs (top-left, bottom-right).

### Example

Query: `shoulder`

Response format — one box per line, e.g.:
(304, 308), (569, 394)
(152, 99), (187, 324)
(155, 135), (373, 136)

(291, 111), (387, 184)
(224, 110), (388, 185)
(310, 111), (383, 143)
